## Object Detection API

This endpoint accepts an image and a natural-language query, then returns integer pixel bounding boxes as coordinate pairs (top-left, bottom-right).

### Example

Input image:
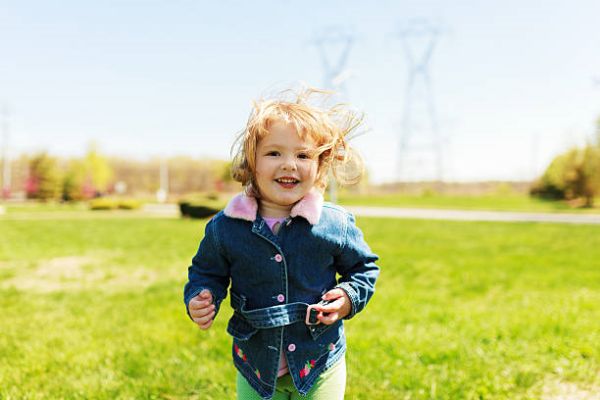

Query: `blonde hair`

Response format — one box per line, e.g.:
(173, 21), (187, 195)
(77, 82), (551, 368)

(231, 87), (365, 196)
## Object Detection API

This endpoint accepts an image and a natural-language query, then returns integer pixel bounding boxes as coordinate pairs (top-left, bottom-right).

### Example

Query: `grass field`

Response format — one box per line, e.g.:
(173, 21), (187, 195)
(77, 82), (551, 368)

(4, 192), (600, 216)
(1, 212), (599, 399)
(336, 193), (600, 213)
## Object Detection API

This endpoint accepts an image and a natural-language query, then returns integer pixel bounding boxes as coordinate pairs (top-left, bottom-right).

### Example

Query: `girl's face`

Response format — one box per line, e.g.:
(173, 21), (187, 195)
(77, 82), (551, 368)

(255, 121), (319, 214)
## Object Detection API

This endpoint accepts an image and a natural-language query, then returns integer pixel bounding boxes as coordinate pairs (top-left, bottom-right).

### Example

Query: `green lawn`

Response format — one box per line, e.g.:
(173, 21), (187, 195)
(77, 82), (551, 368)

(5, 192), (600, 216)
(1, 214), (599, 399)
(335, 193), (600, 213)
(3, 202), (90, 213)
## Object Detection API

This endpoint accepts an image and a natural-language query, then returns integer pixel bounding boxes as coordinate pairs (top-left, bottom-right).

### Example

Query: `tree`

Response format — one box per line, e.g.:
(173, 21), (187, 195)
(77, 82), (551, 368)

(580, 145), (600, 206)
(27, 152), (61, 200)
(62, 159), (86, 201)
(83, 144), (113, 195)
(595, 116), (600, 145)
(531, 144), (600, 207)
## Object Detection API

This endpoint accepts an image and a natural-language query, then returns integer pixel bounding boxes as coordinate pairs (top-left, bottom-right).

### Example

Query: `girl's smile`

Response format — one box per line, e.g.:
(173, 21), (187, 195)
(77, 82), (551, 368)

(255, 121), (318, 217)
(275, 176), (300, 189)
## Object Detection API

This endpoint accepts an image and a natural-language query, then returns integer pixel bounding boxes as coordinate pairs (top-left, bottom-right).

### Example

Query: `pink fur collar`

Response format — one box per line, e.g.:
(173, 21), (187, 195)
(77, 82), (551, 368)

(223, 190), (324, 225)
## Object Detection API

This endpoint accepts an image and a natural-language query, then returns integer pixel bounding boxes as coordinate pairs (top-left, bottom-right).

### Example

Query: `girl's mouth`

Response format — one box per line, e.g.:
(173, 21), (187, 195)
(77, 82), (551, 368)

(275, 177), (299, 188)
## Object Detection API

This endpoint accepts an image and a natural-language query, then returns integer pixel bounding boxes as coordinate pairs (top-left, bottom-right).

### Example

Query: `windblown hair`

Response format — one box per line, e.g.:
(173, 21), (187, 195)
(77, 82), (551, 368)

(231, 86), (365, 196)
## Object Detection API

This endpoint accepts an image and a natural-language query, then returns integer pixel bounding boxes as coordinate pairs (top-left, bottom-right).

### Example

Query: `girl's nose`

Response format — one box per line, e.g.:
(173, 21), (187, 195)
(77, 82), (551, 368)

(281, 156), (297, 171)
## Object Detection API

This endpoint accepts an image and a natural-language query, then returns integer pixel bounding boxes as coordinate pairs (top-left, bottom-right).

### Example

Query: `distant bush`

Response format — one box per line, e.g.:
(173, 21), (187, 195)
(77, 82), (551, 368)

(117, 199), (142, 210)
(89, 198), (142, 211)
(530, 145), (600, 207)
(420, 187), (439, 197)
(179, 192), (227, 219)
(26, 152), (61, 201)
(89, 198), (118, 210)
(494, 182), (514, 196)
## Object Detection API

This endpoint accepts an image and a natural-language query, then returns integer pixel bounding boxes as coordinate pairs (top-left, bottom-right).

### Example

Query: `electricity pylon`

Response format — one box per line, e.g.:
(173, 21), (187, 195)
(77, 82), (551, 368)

(395, 18), (444, 182)
(312, 27), (356, 203)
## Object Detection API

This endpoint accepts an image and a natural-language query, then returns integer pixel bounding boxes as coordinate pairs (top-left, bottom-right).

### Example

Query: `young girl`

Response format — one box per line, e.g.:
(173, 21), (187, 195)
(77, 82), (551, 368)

(184, 87), (379, 400)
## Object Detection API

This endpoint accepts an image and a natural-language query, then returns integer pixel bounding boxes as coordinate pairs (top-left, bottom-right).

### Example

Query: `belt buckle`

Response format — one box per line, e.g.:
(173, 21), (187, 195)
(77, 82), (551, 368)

(305, 299), (333, 326)
(305, 304), (320, 326)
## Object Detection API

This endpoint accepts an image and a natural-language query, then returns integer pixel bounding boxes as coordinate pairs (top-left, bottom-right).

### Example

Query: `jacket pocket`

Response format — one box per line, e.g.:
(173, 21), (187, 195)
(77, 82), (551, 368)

(227, 312), (258, 341)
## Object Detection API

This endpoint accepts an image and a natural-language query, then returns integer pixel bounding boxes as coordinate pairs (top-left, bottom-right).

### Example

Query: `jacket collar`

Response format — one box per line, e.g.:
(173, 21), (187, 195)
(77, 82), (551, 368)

(224, 190), (323, 225)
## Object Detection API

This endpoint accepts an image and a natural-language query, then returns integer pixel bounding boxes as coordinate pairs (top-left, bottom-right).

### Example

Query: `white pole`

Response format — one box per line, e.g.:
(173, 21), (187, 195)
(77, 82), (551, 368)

(156, 157), (169, 203)
(161, 157), (169, 194)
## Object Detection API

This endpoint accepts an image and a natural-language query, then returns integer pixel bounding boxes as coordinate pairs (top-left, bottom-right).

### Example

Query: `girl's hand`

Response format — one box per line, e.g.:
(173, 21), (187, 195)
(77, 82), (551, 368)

(188, 289), (215, 330)
(315, 288), (352, 325)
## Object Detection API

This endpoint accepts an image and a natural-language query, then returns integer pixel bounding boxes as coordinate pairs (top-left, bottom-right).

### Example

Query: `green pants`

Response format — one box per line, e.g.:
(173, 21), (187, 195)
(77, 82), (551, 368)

(236, 356), (346, 399)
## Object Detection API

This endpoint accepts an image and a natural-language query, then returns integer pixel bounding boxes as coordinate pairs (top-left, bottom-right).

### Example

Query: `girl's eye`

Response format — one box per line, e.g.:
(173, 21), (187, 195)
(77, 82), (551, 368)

(266, 151), (280, 156)
(297, 153), (311, 159)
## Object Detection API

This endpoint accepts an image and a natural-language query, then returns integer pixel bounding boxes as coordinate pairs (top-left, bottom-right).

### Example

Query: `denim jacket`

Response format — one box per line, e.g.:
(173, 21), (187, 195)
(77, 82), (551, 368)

(184, 191), (379, 399)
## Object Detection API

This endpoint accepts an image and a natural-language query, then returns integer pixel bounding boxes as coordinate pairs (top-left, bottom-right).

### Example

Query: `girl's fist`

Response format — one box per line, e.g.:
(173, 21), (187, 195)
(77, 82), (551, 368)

(188, 289), (215, 330)
(314, 288), (352, 325)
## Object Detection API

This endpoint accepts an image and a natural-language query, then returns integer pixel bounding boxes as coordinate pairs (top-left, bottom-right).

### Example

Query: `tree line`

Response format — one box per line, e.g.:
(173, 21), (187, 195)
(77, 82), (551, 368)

(2, 119), (600, 206)
(1, 147), (236, 201)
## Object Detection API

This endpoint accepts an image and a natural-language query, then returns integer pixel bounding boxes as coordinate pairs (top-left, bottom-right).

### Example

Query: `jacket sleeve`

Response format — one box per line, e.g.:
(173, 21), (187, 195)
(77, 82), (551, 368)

(183, 217), (230, 320)
(334, 212), (380, 320)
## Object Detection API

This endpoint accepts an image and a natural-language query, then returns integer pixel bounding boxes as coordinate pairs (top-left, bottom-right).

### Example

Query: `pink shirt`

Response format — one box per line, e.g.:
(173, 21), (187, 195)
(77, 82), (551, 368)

(263, 216), (290, 377)
(263, 217), (286, 233)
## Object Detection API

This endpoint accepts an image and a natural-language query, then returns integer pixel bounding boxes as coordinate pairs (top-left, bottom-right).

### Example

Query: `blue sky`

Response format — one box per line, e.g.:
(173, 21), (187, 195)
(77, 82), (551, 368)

(1, 0), (600, 183)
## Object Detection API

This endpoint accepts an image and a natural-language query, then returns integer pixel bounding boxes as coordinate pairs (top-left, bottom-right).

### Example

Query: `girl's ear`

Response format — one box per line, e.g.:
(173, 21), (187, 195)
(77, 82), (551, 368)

(319, 149), (331, 161)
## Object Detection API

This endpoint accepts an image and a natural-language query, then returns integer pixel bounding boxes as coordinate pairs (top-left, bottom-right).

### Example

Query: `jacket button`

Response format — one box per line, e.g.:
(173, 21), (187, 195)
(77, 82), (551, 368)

(287, 343), (296, 352)
(274, 254), (283, 262)
(277, 294), (285, 303)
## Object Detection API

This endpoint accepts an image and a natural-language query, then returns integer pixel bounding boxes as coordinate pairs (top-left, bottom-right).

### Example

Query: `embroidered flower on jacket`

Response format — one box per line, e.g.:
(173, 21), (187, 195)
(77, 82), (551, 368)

(329, 343), (336, 351)
(234, 343), (247, 362)
(299, 359), (316, 379)
(255, 369), (261, 379)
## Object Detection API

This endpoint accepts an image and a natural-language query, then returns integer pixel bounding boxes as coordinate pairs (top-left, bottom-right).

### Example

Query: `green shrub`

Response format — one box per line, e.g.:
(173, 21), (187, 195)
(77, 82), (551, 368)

(89, 198), (142, 211)
(531, 145), (600, 207)
(27, 152), (62, 201)
(117, 199), (142, 210)
(178, 192), (227, 219)
(89, 198), (118, 210)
